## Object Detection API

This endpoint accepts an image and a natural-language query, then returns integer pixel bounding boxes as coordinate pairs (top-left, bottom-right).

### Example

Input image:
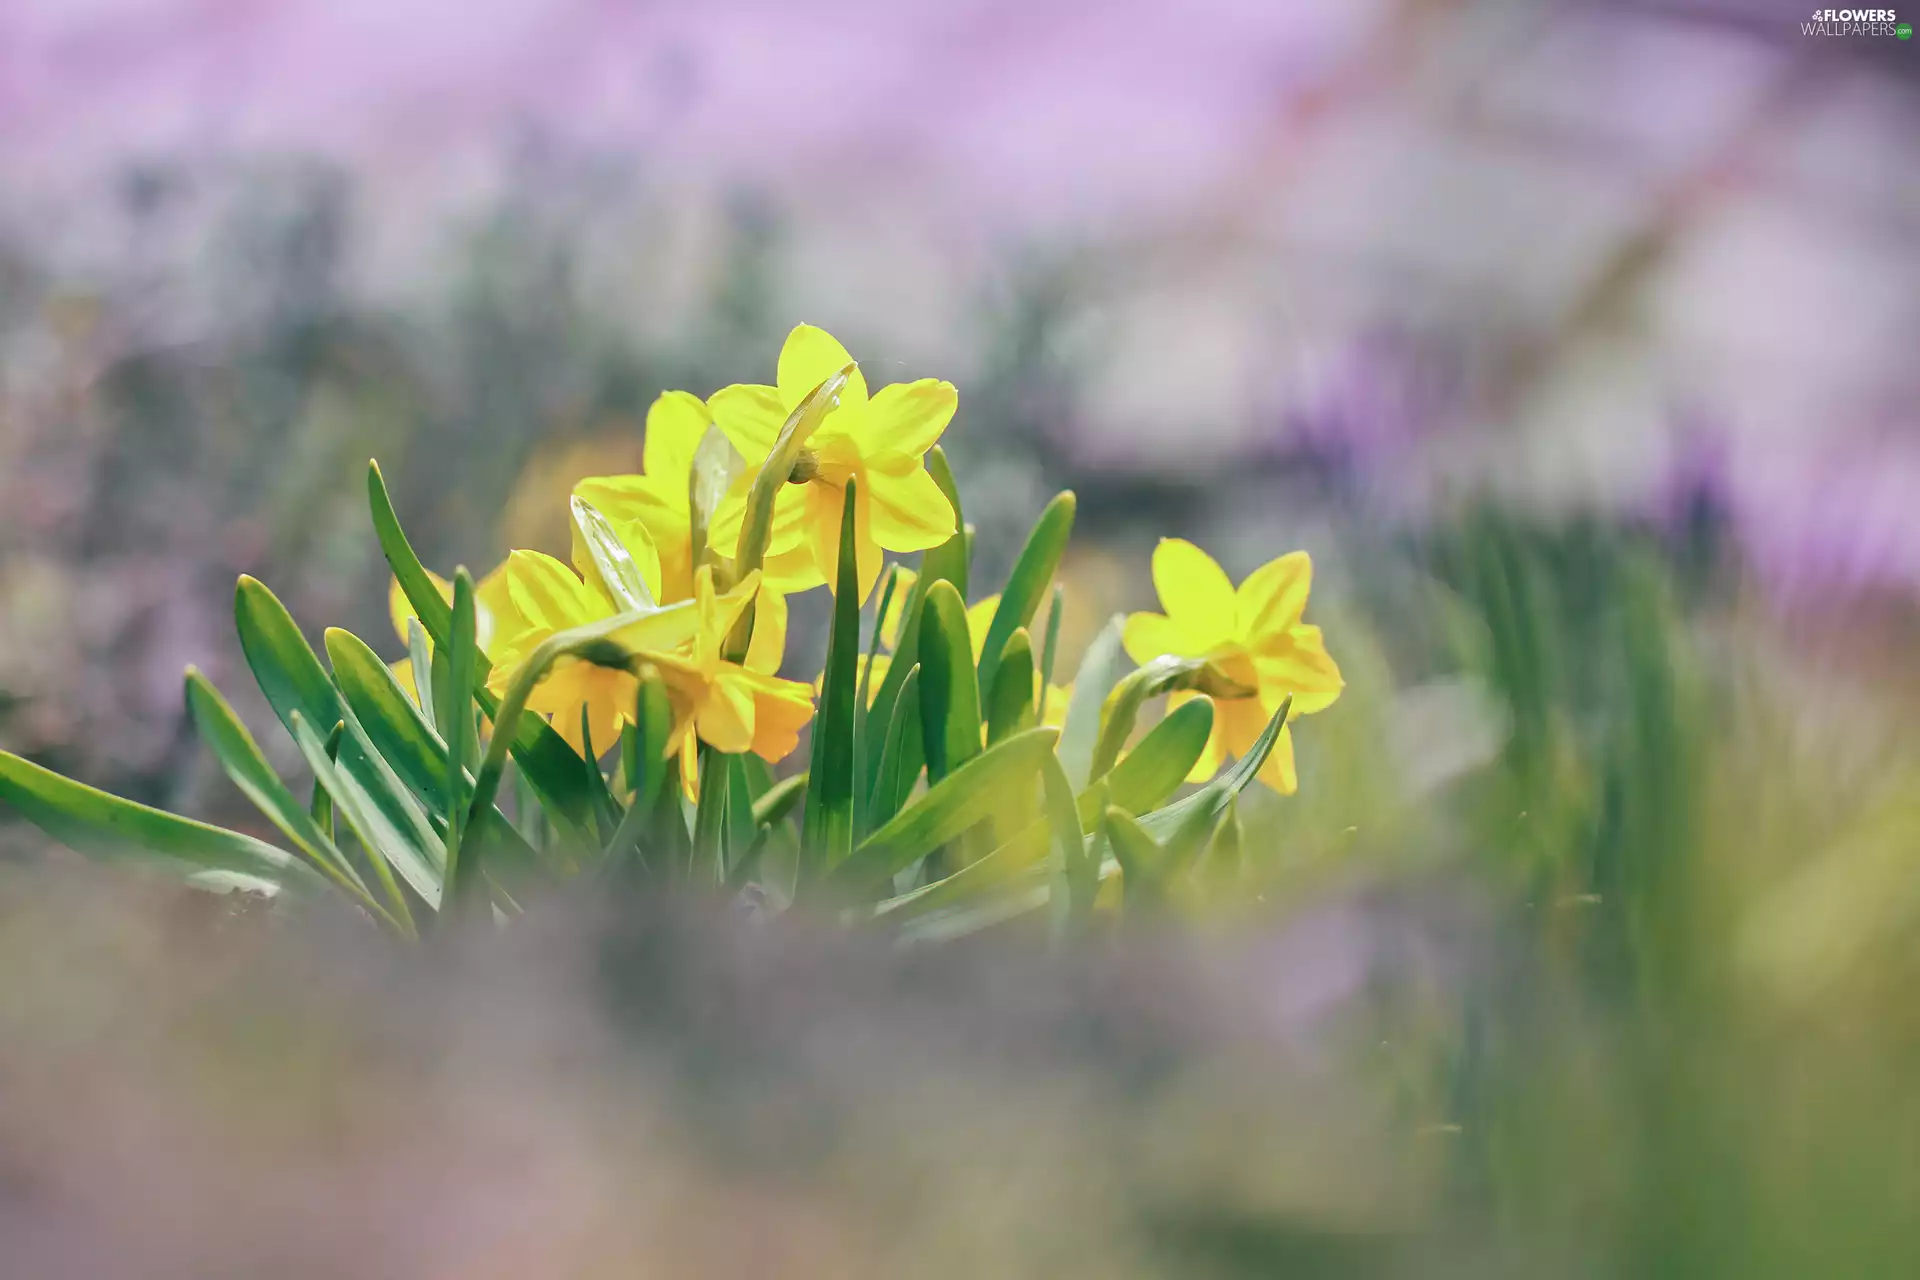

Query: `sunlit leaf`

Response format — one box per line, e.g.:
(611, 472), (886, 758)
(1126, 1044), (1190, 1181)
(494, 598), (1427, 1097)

(976, 490), (1074, 696)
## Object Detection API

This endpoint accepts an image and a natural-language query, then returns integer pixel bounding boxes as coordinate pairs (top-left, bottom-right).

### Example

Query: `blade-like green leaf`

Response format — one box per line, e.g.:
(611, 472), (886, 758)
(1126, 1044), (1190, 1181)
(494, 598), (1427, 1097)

(1089, 655), (1247, 783)
(406, 617), (436, 730)
(918, 580), (981, 785)
(752, 772), (808, 829)
(921, 446), (969, 600)
(976, 491), (1075, 696)
(323, 627), (541, 877)
(827, 726), (1058, 895)
(866, 663), (922, 838)
(984, 627), (1036, 746)
(723, 753), (758, 882)
(235, 577), (447, 903)
(368, 459), (600, 838)
(290, 712), (444, 911)
(803, 482), (862, 869)
(1038, 585), (1064, 701)
(441, 568), (480, 886)
(602, 675), (677, 868)
(1057, 615), (1128, 790)
(183, 669), (380, 909)
(855, 564), (903, 790)
(0, 750), (323, 896)
(1043, 750), (1095, 939)
(1104, 807), (1168, 909)
(1089, 694), (1215, 823)
(1138, 696), (1292, 843)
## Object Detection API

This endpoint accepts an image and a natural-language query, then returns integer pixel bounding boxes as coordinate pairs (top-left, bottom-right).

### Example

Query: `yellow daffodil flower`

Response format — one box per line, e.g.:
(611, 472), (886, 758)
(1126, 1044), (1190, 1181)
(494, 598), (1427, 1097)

(572, 391), (707, 603)
(708, 324), (959, 602)
(386, 567), (519, 703)
(1122, 539), (1342, 795)
(649, 565), (817, 798)
(483, 550), (645, 756)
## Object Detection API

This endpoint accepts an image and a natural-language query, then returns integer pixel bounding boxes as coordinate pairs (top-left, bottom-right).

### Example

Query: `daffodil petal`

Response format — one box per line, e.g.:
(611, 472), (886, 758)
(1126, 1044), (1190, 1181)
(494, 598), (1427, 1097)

(504, 550), (602, 632)
(743, 670), (817, 762)
(777, 324), (868, 413)
(643, 390), (711, 482)
(1237, 550), (1312, 639)
(1122, 611), (1188, 665)
(745, 586), (788, 676)
(709, 383), (786, 465)
(474, 561), (519, 653)
(855, 378), (956, 461)
(1152, 538), (1237, 652)
(865, 463), (957, 554)
(805, 480), (882, 602)
(1253, 624), (1344, 695)
(698, 671), (757, 754)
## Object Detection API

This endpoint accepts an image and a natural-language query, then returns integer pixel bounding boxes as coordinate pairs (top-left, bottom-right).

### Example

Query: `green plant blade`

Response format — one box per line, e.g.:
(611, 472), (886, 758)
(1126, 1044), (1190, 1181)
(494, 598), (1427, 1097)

(984, 628), (1037, 746)
(1137, 696), (1291, 844)
(803, 481), (862, 870)
(1104, 807), (1168, 909)
(289, 711), (444, 912)
(918, 579), (982, 785)
(753, 772), (807, 829)
(976, 490), (1075, 696)
(183, 669), (377, 905)
(368, 459), (600, 838)
(1043, 751), (1095, 939)
(1090, 694), (1215, 823)
(0, 750), (325, 897)
(406, 618), (436, 730)
(602, 675), (675, 867)
(826, 726), (1058, 895)
(920, 446), (969, 600)
(1038, 585), (1064, 700)
(441, 569), (480, 884)
(1057, 615), (1129, 790)
(323, 627), (541, 876)
(866, 663), (923, 838)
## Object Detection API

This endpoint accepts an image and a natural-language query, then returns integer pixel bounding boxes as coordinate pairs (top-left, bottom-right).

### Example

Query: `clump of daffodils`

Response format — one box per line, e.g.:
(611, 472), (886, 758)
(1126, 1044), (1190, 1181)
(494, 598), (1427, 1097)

(0, 323), (1341, 940)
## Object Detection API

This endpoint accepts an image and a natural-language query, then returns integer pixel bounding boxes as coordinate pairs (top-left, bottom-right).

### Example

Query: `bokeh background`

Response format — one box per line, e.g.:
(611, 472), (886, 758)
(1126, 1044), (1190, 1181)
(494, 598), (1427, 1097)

(5, 0), (1920, 1273)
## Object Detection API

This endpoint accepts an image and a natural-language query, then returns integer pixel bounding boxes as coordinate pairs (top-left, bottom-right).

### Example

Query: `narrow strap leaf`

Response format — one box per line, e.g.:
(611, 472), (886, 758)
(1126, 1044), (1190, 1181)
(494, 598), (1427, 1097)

(976, 490), (1074, 696)
(803, 481), (862, 870)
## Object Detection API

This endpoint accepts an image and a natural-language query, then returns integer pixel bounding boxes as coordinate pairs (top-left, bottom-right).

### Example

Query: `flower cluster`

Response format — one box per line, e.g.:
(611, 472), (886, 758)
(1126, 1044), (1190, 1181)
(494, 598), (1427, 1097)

(388, 324), (1342, 796)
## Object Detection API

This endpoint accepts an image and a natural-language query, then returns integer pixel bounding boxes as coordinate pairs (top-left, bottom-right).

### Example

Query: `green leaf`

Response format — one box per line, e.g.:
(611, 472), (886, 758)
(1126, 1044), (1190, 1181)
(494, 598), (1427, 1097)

(1038, 585), (1064, 702)
(752, 772), (808, 829)
(803, 481), (862, 869)
(441, 568), (480, 885)
(1043, 751), (1095, 939)
(579, 706), (623, 847)
(918, 579), (982, 785)
(602, 675), (675, 868)
(873, 817), (1051, 924)
(921, 446), (969, 600)
(323, 627), (540, 876)
(309, 720), (342, 840)
(1137, 696), (1292, 844)
(289, 711), (444, 913)
(1104, 807), (1168, 909)
(183, 668), (378, 909)
(368, 459), (599, 839)
(866, 663), (923, 837)
(1057, 615), (1129, 790)
(0, 750), (324, 896)
(855, 564), (903, 790)
(984, 627), (1036, 746)
(406, 618), (436, 731)
(1090, 694), (1215, 823)
(723, 753), (758, 882)
(826, 726), (1058, 895)
(368, 461), (457, 665)
(976, 491), (1075, 696)
(1089, 654), (1234, 783)
(234, 576), (446, 906)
